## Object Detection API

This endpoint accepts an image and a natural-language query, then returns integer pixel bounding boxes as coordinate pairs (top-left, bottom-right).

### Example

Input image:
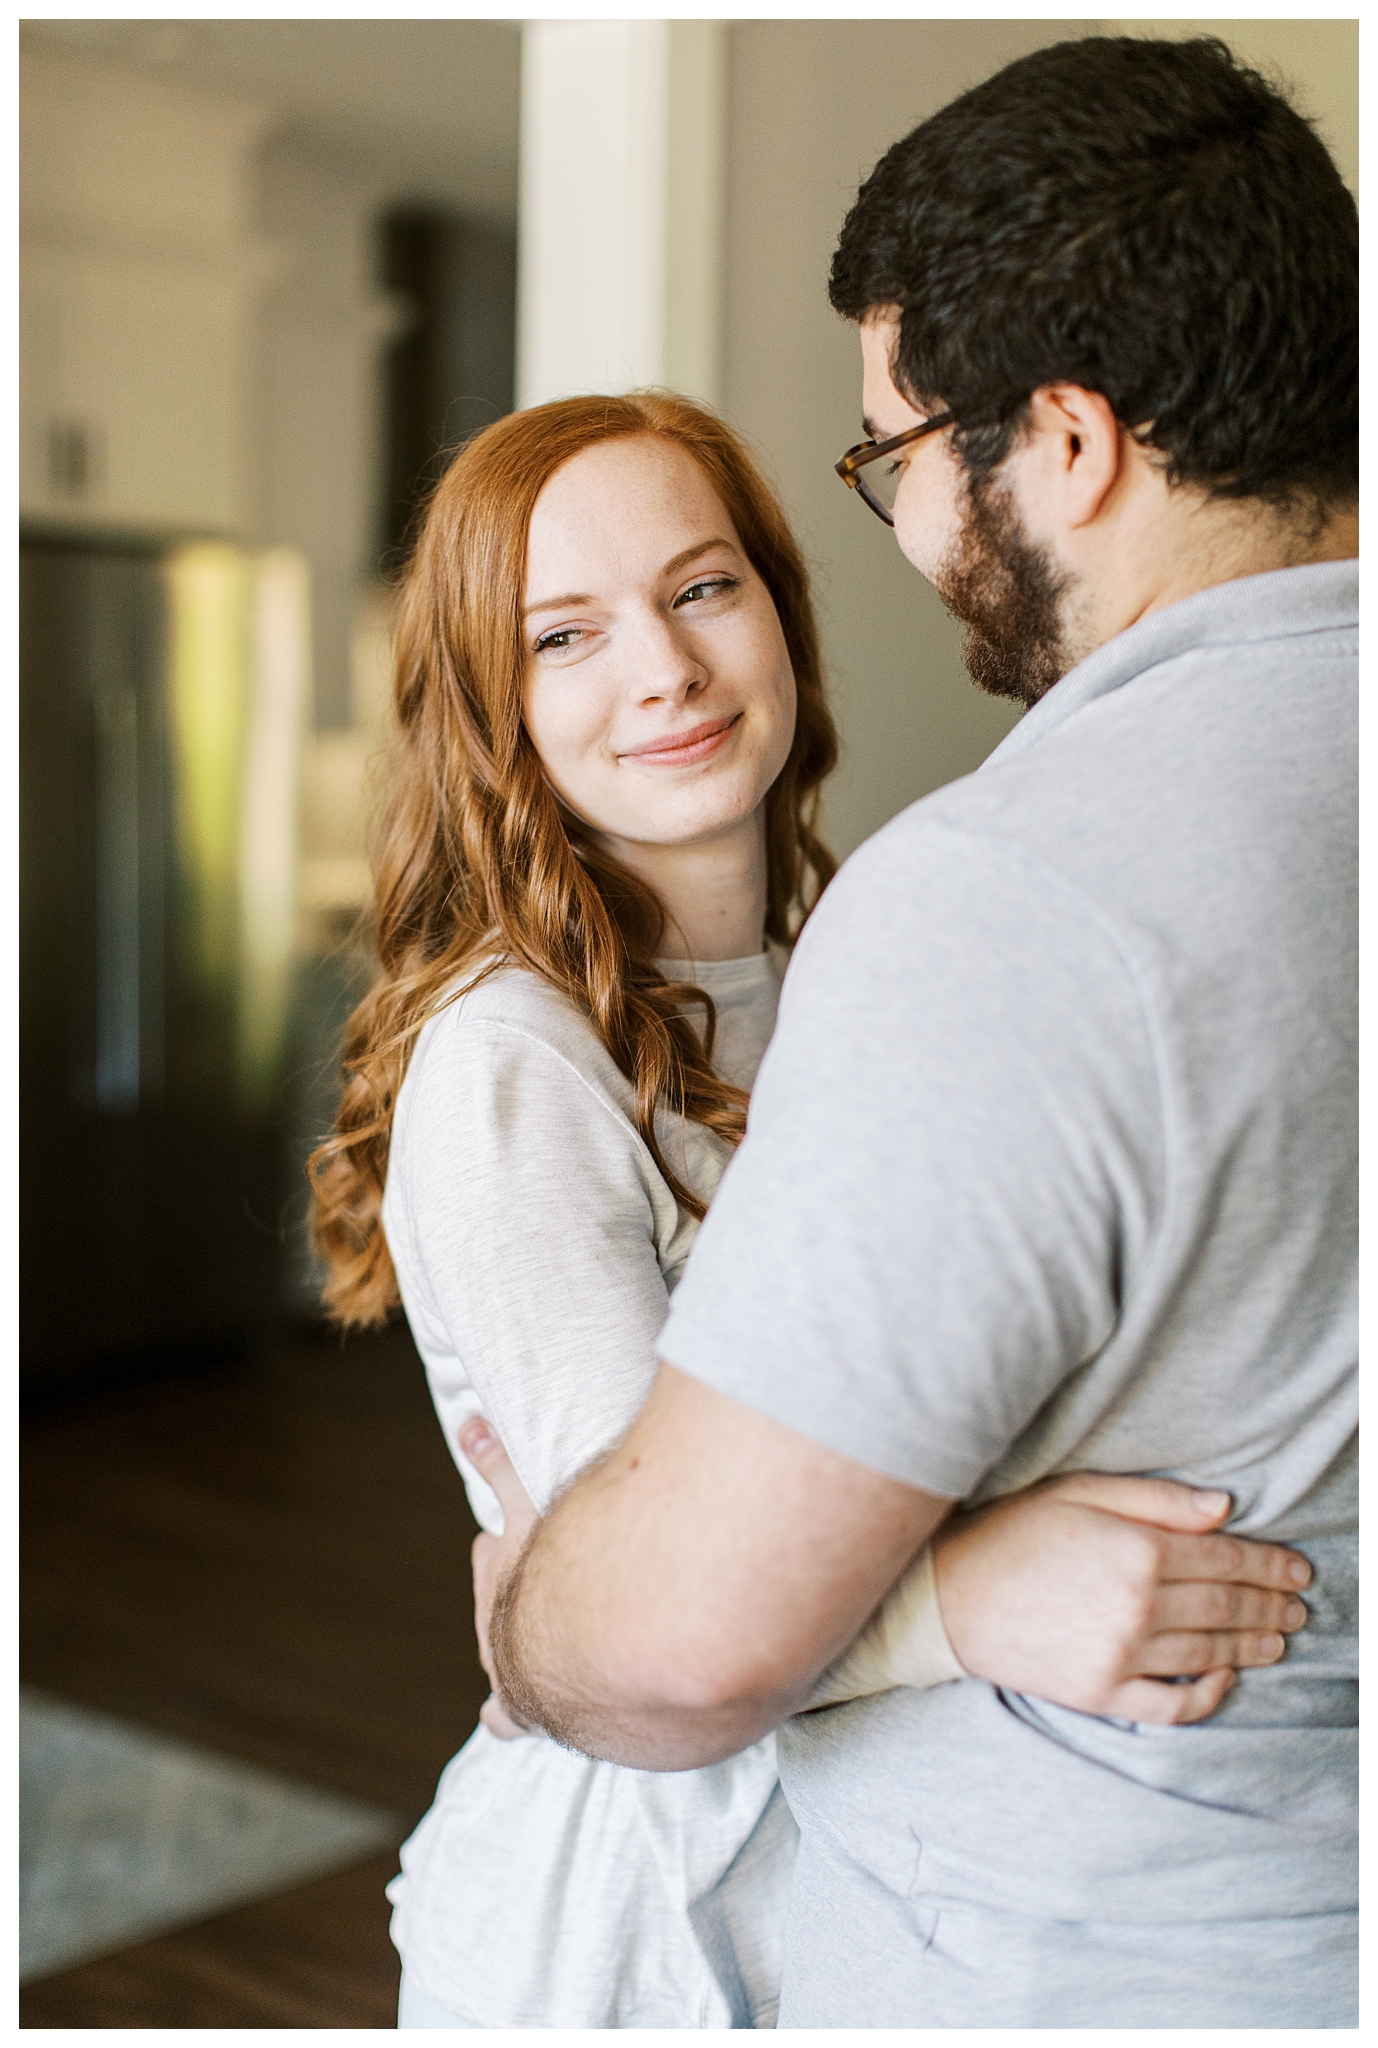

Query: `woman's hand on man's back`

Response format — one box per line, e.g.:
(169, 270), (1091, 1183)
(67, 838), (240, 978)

(932, 1471), (1313, 1725)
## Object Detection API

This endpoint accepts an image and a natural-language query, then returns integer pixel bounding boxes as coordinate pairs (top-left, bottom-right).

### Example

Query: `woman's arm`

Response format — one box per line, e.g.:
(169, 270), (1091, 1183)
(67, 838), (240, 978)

(802, 1541), (964, 1707)
(806, 1472), (1311, 1726)
(401, 1007), (684, 1522)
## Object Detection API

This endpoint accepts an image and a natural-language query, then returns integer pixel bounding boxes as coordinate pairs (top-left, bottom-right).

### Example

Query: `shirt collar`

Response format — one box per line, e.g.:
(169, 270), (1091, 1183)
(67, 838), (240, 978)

(984, 558), (1358, 770)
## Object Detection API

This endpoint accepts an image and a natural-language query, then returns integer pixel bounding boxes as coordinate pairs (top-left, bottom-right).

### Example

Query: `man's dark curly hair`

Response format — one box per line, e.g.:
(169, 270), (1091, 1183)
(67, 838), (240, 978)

(829, 36), (1358, 512)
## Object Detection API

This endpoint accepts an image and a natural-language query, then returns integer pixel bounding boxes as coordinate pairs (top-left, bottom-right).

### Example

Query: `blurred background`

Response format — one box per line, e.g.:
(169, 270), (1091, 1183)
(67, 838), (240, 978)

(18, 15), (1358, 2028)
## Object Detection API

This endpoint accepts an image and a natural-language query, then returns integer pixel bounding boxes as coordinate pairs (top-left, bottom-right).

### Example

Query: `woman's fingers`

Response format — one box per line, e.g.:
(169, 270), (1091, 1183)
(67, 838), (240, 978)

(1037, 1477), (1314, 1598)
(1037, 1471), (1234, 1530)
(459, 1416), (539, 1541)
(1134, 1626), (1291, 1675)
(1118, 1580), (1306, 1681)
(1152, 1527), (1312, 1592)
(1105, 1668), (1238, 1727)
(1148, 1580), (1307, 1637)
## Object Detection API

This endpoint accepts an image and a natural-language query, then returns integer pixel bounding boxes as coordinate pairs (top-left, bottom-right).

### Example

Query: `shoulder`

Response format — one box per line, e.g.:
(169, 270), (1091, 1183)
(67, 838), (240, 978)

(775, 802), (1155, 1114)
(386, 960), (689, 1289)
(389, 962), (648, 1189)
(796, 796), (1110, 973)
(407, 961), (629, 1104)
(443, 958), (595, 1042)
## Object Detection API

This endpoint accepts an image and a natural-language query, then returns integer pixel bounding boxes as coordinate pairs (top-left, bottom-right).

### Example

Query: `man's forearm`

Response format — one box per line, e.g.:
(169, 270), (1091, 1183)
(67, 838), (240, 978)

(486, 1363), (950, 1768)
(492, 1547), (805, 1769)
(490, 1441), (812, 1768)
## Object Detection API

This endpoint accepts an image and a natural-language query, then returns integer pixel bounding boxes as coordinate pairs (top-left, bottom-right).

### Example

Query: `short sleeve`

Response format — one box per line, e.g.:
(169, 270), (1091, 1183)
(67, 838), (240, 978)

(659, 818), (1165, 1499)
(394, 1016), (677, 1514)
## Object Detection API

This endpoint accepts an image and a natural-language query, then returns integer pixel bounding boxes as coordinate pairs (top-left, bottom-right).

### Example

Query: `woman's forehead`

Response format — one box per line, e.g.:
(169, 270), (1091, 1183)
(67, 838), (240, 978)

(536, 436), (728, 532)
(526, 436), (737, 584)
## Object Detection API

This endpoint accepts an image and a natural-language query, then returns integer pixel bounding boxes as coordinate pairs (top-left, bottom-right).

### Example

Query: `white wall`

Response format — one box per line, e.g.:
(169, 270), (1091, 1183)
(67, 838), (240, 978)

(19, 49), (274, 538)
(517, 21), (725, 407)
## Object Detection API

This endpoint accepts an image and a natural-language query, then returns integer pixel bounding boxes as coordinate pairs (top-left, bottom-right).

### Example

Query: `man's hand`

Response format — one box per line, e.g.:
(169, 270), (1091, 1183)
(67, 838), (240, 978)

(460, 1418), (539, 1740)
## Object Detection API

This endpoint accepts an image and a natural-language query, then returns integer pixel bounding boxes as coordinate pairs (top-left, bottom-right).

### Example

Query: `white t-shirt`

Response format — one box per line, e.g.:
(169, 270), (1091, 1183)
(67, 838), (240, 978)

(381, 949), (797, 2029)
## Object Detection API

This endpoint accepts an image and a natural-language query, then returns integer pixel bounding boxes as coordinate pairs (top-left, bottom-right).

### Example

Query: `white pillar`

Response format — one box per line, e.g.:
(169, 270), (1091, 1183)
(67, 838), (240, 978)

(517, 19), (726, 409)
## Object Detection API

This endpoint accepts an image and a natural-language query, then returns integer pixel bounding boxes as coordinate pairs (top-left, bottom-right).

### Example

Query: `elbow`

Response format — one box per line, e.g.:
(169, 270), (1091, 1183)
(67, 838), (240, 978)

(577, 1664), (791, 1773)
(503, 1618), (798, 1771)
(492, 1547), (802, 1764)
(616, 1625), (800, 1724)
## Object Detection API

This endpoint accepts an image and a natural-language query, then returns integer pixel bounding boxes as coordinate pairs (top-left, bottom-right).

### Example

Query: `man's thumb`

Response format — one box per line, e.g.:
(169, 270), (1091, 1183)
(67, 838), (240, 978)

(459, 1416), (521, 1505)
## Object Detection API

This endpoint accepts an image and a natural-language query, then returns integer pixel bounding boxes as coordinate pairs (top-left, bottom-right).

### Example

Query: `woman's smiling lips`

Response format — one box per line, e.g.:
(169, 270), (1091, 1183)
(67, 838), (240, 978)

(618, 714), (742, 767)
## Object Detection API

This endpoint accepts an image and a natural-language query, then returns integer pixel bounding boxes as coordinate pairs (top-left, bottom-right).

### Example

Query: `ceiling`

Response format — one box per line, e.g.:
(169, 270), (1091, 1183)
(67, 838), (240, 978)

(19, 17), (523, 221)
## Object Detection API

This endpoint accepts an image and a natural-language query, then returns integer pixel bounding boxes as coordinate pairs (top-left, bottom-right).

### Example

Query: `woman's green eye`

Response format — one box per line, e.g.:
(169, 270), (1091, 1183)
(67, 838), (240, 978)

(677, 576), (737, 607)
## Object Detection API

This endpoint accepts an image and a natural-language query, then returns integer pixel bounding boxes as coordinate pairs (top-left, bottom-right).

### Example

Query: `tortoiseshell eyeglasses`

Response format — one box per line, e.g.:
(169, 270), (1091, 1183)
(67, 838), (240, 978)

(834, 410), (956, 527)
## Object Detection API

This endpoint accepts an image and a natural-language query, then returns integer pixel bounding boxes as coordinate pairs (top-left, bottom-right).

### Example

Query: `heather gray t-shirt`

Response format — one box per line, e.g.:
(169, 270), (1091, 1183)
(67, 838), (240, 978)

(660, 561), (1358, 2028)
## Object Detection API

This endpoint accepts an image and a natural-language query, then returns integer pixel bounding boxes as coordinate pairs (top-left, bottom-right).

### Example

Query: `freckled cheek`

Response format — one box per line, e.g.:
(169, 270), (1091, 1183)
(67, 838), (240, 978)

(737, 610), (794, 713)
(765, 640), (798, 742)
(526, 685), (617, 786)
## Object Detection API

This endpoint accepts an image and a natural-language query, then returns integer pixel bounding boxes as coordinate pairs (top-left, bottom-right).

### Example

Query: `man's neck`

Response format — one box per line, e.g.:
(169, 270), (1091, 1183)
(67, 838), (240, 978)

(1060, 490), (1358, 675)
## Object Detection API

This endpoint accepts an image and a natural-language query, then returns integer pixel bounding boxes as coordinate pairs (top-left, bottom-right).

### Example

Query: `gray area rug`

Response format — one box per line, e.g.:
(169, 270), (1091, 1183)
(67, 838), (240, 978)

(19, 1689), (402, 1981)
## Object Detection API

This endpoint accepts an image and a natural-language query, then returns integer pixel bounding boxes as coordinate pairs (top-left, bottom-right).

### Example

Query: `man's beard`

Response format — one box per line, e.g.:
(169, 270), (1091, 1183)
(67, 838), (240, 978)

(933, 470), (1071, 708)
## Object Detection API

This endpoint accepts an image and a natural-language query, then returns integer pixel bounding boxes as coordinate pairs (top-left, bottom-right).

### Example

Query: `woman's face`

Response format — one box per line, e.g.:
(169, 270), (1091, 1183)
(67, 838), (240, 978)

(521, 436), (797, 856)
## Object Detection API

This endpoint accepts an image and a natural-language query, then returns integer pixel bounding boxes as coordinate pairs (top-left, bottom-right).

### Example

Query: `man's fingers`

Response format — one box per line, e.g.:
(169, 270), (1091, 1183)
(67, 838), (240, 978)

(459, 1416), (537, 1536)
(1153, 1528), (1312, 1591)
(472, 1534), (500, 1660)
(1107, 1668), (1237, 1726)
(1040, 1471), (1234, 1530)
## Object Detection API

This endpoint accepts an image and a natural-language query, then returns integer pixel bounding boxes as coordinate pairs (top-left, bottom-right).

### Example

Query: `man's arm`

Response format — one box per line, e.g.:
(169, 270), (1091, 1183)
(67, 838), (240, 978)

(488, 1361), (952, 1769)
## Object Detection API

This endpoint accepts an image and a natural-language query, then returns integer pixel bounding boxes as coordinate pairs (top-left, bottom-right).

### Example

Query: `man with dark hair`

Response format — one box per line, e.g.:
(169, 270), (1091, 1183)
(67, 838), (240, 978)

(477, 37), (1357, 2026)
(828, 33), (1357, 706)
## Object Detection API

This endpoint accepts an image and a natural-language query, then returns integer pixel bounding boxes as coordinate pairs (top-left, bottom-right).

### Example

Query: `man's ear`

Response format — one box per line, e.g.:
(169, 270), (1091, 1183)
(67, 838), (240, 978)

(1022, 384), (1124, 529)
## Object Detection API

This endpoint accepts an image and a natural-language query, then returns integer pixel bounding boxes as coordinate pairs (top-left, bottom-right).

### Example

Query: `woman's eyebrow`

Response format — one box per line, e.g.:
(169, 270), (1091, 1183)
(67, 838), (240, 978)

(662, 536), (739, 576)
(524, 539), (740, 618)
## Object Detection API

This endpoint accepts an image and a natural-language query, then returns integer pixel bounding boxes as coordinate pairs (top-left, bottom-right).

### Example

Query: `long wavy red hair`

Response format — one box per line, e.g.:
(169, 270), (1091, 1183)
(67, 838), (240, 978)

(310, 391), (838, 1329)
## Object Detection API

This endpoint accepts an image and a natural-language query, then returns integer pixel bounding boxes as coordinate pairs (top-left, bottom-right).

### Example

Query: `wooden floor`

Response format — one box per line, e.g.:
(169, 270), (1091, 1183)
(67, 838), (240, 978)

(20, 1320), (489, 2028)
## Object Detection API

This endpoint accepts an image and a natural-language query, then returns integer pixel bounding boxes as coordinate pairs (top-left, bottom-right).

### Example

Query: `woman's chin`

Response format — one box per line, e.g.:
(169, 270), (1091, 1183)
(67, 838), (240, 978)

(599, 796), (768, 858)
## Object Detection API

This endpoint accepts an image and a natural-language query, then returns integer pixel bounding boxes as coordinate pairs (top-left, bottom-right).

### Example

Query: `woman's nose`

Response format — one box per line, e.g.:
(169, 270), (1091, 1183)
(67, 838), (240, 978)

(634, 615), (707, 703)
